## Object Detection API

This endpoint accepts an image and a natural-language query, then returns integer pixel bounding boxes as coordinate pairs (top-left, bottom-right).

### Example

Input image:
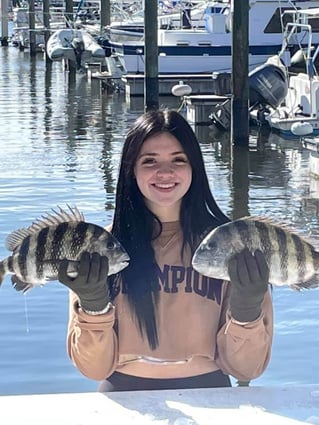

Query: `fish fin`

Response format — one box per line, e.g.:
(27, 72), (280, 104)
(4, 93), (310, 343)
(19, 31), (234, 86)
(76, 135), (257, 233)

(289, 276), (319, 291)
(238, 215), (316, 245)
(5, 206), (85, 251)
(5, 228), (34, 251)
(11, 275), (34, 293)
(28, 205), (85, 233)
(241, 215), (299, 232)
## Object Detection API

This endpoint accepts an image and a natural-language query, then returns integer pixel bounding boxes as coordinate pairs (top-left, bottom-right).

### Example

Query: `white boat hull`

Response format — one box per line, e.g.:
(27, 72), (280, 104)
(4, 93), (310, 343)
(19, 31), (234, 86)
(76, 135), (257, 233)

(266, 116), (319, 136)
(107, 0), (319, 75)
(121, 51), (273, 74)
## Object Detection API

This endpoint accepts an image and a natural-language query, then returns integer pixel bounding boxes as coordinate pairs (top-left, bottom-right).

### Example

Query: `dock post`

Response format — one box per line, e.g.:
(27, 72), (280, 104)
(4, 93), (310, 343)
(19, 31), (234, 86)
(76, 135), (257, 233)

(231, 146), (249, 218)
(0, 0), (9, 46)
(43, 0), (51, 63)
(100, 0), (111, 28)
(144, 0), (159, 111)
(29, 0), (37, 56)
(231, 0), (249, 146)
(65, 0), (73, 27)
(65, 0), (74, 77)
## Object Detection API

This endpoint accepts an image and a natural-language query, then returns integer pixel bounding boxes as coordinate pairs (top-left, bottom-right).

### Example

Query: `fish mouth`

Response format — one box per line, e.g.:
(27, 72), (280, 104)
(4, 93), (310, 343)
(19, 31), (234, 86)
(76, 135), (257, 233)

(118, 260), (130, 270)
(192, 261), (204, 272)
(109, 260), (130, 276)
(192, 259), (203, 270)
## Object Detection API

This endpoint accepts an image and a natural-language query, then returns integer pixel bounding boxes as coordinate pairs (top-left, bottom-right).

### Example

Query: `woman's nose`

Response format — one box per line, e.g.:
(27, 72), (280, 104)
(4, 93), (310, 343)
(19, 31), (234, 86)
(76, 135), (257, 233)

(156, 164), (174, 175)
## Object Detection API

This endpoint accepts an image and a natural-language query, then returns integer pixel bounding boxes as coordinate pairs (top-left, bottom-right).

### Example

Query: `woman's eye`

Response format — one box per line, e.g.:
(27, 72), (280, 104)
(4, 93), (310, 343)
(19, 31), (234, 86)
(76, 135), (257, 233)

(141, 158), (155, 165)
(174, 157), (188, 164)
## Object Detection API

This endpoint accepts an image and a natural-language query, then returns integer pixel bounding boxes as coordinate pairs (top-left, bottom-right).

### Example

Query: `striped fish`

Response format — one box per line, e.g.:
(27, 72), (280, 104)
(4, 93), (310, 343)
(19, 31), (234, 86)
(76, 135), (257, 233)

(0, 206), (130, 293)
(192, 216), (319, 290)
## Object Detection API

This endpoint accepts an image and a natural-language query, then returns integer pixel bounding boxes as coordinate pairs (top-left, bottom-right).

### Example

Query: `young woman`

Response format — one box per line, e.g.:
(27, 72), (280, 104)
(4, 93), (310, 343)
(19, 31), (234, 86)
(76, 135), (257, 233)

(58, 110), (273, 391)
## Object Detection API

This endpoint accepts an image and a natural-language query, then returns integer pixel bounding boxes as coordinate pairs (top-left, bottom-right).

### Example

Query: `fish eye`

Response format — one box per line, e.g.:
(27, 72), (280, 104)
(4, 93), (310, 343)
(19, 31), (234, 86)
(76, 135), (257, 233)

(107, 241), (115, 250)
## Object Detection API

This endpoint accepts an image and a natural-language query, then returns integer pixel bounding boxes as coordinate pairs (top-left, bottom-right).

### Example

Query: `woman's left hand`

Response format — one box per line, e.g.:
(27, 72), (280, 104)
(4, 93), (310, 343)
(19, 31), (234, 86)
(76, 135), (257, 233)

(228, 248), (269, 322)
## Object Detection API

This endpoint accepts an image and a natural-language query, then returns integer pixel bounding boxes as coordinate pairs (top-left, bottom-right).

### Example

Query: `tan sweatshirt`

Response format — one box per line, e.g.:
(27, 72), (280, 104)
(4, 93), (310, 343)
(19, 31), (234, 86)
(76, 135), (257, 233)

(67, 221), (273, 382)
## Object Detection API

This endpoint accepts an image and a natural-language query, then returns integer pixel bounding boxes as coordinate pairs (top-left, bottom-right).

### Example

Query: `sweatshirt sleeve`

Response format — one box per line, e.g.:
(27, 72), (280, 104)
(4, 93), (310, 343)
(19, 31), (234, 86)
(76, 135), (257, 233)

(215, 283), (273, 382)
(67, 291), (119, 381)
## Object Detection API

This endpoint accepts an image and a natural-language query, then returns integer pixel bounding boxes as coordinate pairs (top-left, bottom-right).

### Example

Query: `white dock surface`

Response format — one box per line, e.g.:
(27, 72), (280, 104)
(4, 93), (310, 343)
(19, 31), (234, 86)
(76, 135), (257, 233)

(1, 385), (319, 424)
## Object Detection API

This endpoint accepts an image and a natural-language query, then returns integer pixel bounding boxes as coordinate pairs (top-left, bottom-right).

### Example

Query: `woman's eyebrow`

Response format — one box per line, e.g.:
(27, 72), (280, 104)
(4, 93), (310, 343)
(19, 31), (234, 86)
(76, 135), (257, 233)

(139, 150), (185, 157)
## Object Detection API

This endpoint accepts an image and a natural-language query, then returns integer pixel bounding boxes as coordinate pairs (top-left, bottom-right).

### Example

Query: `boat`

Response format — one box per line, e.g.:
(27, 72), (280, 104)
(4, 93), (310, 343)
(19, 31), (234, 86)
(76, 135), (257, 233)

(250, 8), (319, 137)
(10, 4), (48, 51)
(103, 0), (319, 75)
(46, 28), (105, 68)
(10, 1), (99, 52)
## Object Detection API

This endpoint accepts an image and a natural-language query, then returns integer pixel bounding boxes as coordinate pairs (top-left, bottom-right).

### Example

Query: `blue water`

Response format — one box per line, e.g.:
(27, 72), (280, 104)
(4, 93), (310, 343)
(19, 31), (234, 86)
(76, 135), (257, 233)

(0, 44), (318, 396)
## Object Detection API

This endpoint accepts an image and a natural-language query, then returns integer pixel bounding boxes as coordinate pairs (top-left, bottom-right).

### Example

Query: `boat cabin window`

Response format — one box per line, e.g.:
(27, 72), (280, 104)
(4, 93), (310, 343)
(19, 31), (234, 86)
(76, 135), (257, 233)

(264, 7), (319, 33)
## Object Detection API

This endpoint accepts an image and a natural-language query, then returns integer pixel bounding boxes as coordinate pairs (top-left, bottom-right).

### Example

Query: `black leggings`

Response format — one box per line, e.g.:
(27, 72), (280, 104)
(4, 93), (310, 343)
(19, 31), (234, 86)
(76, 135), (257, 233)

(98, 370), (231, 392)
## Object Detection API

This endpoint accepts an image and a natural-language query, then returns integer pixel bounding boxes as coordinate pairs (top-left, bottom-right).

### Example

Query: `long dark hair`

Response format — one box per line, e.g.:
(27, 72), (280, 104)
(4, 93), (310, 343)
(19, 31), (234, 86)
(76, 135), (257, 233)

(110, 110), (229, 349)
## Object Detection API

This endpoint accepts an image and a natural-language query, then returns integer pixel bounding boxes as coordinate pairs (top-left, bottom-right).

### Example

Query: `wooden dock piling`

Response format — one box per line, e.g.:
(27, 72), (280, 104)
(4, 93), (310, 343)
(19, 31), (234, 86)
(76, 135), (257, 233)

(144, 0), (159, 111)
(231, 0), (249, 146)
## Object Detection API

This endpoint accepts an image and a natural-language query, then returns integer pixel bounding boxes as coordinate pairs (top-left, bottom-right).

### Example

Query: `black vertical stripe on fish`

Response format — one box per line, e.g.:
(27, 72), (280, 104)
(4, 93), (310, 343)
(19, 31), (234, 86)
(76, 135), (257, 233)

(274, 226), (288, 282)
(70, 222), (89, 255)
(233, 220), (251, 248)
(7, 256), (13, 273)
(219, 223), (234, 247)
(254, 220), (272, 253)
(36, 227), (49, 278)
(92, 222), (105, 240)
(18, 235), (31, 279)
(51, 222), (70, 258)
(292, 233), (306, 281)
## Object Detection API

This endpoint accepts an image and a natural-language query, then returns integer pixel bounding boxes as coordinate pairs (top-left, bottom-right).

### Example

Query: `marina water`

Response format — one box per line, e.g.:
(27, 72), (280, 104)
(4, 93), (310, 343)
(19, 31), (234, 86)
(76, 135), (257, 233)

(0, 45), (319, 396)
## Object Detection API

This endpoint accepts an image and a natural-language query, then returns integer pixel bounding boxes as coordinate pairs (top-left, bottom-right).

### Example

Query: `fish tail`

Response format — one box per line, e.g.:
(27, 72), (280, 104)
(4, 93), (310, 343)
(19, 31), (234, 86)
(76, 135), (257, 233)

(0, 260), (8, 286)
(314, 250), (319, 273)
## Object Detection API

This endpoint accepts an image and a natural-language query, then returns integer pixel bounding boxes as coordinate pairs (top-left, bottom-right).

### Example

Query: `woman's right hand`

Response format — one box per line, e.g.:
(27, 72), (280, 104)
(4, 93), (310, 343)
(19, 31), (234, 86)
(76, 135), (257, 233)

(58, 252), (110, 313)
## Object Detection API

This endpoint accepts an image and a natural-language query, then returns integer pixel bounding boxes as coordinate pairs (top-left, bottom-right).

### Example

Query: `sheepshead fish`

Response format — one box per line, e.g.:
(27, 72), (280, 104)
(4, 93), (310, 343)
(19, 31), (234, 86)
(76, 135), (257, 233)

(0, 206), (130, 293)
(192, 216), (319, 290)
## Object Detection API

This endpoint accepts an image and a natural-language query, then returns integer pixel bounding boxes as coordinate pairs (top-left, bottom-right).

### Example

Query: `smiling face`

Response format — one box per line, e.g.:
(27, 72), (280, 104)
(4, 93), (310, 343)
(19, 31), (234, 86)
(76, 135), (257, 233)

(134, 132), (192, 222)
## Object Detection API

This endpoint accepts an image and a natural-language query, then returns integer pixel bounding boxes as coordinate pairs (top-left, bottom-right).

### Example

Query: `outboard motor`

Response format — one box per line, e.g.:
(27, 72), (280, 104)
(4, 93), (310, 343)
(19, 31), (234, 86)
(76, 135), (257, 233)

(249, 60), (288, 109)
(71, 37), (85, 69)
(210, 56), (288, 131)
(209, 99), (232, 131)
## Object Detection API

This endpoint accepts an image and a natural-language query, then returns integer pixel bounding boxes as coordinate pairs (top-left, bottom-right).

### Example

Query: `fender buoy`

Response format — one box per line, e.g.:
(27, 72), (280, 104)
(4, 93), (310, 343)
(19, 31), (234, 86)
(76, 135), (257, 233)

(291, 121), (314, 136)
(171, 83), (192, 97)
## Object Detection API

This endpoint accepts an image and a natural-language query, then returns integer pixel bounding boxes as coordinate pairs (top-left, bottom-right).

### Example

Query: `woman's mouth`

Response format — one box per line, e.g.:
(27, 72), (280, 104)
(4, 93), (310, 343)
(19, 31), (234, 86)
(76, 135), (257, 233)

(153, 183), (176, 190)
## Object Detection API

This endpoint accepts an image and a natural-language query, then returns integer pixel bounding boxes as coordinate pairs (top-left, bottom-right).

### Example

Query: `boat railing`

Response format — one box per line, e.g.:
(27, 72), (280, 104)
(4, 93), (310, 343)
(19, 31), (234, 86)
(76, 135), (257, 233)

(279, 21), (316, 72)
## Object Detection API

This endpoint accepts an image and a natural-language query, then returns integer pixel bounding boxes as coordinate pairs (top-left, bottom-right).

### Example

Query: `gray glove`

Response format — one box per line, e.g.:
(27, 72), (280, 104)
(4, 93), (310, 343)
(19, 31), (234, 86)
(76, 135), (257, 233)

(228, 248), (269, 322)
(58, 252), (109, 313)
